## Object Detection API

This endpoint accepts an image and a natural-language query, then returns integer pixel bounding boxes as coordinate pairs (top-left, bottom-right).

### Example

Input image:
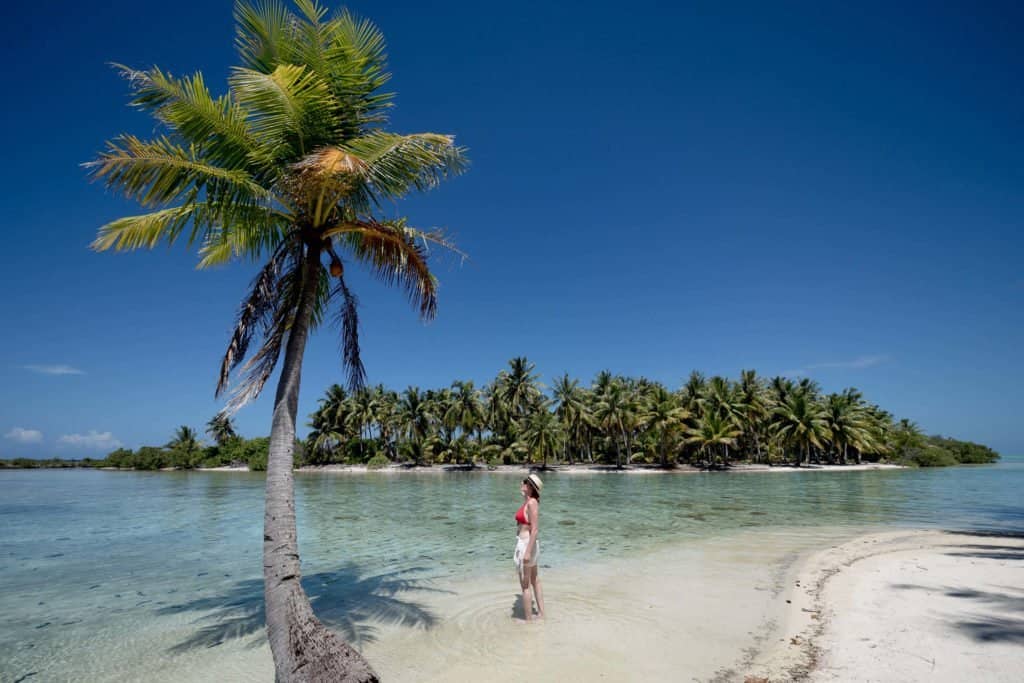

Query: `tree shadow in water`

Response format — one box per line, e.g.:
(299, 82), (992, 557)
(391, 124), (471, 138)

(158, 564), (447, 654)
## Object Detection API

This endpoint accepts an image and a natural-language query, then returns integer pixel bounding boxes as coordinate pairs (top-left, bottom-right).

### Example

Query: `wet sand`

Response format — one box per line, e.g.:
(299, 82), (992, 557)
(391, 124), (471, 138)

(73, 527), (1023, 682)
(157, 528), (841, 682)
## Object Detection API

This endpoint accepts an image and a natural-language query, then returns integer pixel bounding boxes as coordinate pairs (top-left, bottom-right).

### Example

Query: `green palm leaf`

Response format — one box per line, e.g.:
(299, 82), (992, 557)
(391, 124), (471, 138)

(87, 135), (269, 207)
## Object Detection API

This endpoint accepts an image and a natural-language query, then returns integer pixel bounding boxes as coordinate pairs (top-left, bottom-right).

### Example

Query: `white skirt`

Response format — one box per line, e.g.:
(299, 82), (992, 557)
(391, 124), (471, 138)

(513, 535), (539, 574)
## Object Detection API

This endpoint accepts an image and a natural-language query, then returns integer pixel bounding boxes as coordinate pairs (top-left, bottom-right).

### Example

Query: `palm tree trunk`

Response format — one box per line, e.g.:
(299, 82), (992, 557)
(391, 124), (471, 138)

(264, 245), (378, 683)
(619, 421), (629, 468)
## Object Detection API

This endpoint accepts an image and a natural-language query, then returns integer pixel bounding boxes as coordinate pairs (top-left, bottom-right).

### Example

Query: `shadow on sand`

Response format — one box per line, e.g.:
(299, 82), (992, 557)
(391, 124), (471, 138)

(157, 563), (447, 654)
(508, 594), (540, 621)
(890, 534), (1024, 645)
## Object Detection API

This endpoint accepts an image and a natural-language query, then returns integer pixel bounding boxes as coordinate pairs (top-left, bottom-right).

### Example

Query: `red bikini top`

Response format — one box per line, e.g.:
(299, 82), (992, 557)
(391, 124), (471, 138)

(515, 502), (529, 525)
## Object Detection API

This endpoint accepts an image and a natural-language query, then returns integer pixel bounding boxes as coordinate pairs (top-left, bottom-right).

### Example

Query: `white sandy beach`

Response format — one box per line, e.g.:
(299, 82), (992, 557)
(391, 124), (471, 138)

(750, 529), (1024, 682)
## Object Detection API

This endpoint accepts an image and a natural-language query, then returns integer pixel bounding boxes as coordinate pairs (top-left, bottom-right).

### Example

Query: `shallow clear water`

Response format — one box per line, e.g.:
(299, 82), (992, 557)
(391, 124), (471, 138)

(2, 458), (1022, 681)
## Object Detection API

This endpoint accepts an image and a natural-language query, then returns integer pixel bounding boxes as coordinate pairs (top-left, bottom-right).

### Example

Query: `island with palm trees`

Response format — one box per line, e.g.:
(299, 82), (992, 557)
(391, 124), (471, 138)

(7, 357), (995, 472)
(299, 357), (997, 471)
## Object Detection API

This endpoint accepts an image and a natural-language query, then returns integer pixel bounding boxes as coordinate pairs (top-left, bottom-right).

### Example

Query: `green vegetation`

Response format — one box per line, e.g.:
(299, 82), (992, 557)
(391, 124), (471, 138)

(1, 379), (1001, 471)
(0, 458), (101, 469)
(365, 453), (390, 470)
(97, 428), (277, 471)
(885, 419), (1001, 467)
(300, 358), (1002, 469)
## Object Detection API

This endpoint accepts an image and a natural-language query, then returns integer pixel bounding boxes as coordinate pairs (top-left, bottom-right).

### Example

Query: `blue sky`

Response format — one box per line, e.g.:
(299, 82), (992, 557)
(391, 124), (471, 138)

(1, 0), (1021, 458)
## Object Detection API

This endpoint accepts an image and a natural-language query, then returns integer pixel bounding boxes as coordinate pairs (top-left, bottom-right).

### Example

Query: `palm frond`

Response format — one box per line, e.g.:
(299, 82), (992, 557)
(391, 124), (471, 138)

(343, 132), (468, 206)
(86, 135), (269, 207)
(196, 206), (293, 267)
(217, 238), (297, 398)
(321, 9), (394, 130)
(229, 64), (336, 158)
(224, 246), (333, 412)
(324, 218), (462, 319)
(233, 0), (294, 74)
(114, 64), (260, 171)
(91, 204), (199, 251)
(331, 273), (367, 391)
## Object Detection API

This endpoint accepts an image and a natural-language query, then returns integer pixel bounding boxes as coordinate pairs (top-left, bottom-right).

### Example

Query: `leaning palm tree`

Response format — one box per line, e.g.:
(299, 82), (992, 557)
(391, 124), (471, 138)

(87, 2), (466, 680)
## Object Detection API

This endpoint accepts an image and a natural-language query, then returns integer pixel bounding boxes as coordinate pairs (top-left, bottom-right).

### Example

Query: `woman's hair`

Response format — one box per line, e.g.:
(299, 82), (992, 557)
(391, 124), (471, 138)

(523, 478), (541, 499)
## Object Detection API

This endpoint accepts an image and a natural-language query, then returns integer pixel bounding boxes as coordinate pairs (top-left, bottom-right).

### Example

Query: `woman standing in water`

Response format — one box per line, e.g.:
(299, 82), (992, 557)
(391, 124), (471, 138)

(514, 473), (544, 621)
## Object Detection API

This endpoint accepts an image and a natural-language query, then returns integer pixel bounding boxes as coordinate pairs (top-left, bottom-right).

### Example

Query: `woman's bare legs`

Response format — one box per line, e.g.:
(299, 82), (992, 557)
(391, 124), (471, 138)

(529, 564), (544, 619)
(518, 567), (534, 621)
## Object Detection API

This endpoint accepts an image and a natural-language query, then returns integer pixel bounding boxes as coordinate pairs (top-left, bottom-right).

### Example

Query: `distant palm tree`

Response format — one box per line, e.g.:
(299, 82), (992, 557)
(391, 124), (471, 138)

(398, 387), (434, 464)
(681, 370), (707, 412)
(206, 413), (238, 446)
(552, 373), (590, 464)
(350, 387), (378, 460)
(484, 375), (511, 444)
(447, 380), (484, 450)
(168, 425), (203, 468)
(501, 357), (542, 422)
(737, 370), (768, 462)
(87, 3), (466, 678)
(642, 386), (689, 468)
(372, 385), (400, 460)
(523, 401), (561, 469)
(823, 389), (874, 464)
(593, 381), (630, 468)
(890, 418), (925, 460)
(686, 413), (741, 467)
(772, 392), (830, 466)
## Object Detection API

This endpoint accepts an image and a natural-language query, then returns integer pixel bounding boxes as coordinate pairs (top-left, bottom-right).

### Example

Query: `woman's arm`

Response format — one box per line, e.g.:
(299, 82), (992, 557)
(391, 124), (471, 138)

(524, 499), (540, 562)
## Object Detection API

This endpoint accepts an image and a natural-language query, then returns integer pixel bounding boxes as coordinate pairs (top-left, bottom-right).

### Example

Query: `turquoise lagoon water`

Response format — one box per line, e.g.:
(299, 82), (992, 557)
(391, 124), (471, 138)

(2, 458), (1022, 681)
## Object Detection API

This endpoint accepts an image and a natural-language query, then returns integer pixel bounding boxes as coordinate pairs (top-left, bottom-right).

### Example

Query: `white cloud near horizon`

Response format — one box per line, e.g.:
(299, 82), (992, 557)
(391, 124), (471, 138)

(805, 355), (891, 370)
(58, 431), (122, 450)
(5, 427), (43, 443)
(23, 364), (85, 376)
(785, 355), (891, 377)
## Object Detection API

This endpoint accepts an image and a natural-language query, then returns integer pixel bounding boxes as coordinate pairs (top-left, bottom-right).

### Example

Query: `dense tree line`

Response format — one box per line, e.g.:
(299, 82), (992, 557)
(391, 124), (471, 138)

(2, 358), (1001, 471)
(302, 357), (1001, 469)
